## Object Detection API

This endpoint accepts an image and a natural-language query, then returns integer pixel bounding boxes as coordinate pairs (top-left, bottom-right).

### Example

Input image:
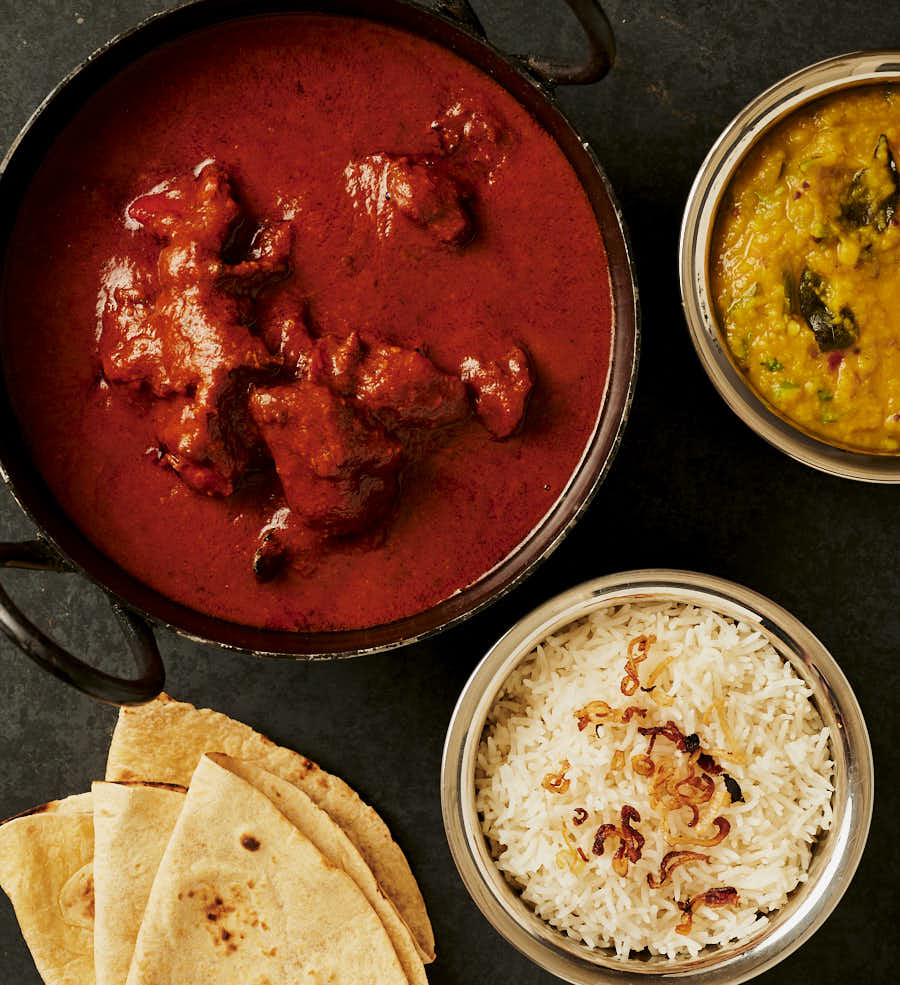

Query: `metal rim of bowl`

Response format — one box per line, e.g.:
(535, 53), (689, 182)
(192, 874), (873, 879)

(680, 50), (900, 483)
(441, 569), (873, 985)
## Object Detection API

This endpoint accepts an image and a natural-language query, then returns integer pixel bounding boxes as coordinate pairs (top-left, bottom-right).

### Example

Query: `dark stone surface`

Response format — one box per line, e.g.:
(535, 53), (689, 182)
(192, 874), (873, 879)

(0, 0), (895, 982)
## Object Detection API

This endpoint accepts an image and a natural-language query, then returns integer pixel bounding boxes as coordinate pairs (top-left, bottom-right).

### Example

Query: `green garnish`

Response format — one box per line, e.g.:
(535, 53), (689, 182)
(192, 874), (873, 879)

(799, 154), (822, 173)
(773, 381), (800, 397)
(817, 388), (833, 402)
(727, 283), (760, 315)
(782, 271), (794, 316)
(760, 357), (784, 372)
(754, 186), (787, 205)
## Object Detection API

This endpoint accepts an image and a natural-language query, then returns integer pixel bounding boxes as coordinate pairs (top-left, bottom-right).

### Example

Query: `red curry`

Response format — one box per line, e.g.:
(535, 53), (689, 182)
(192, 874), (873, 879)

(1, 15), (613, 632)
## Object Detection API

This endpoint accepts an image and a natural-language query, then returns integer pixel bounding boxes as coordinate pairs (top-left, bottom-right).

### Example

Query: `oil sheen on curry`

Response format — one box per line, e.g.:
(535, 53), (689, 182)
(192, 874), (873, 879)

(1, 15), (613, 632)
(712, 85), (900, 452)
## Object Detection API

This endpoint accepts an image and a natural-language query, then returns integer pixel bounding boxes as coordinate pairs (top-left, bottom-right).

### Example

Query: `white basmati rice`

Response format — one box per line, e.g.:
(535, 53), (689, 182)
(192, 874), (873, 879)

(476, 601), (834, 959)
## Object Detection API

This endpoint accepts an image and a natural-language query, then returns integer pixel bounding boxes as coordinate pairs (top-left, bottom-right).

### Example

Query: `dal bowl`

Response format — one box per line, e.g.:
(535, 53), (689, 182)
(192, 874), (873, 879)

(680, 51), (900, 482)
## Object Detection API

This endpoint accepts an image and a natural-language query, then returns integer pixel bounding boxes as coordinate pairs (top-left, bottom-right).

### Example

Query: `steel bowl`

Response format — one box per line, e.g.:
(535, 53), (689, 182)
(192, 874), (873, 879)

(441, 569), (872, 985)
(680, 51), (900, 483)
(0, 0), (639, 703)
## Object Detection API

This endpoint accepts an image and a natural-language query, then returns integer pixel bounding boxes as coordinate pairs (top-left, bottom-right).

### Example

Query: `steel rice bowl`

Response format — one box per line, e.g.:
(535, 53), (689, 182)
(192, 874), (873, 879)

(441, 570), (872, 984)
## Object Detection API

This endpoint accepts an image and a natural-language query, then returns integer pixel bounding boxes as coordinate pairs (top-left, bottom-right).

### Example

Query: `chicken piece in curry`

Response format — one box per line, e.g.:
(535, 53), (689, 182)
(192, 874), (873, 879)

(99, 131), (534, 580)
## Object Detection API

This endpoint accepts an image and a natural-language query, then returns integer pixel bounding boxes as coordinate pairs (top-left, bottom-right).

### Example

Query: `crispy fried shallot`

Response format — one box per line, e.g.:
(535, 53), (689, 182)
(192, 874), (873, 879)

(647, 850), (710, 889)
(592, 824), (619, 858)
(649, 762), (680, 811)
(652, 751), (688, 795)
(698, 752), (723, 775)
(575, 699), (613, 730)
(676, 773), (715, 804)
(572, 807), (588, 826)
(556, 825), (586, 875)
(637, 722), (737, 811)
(575, 701), (647, 731)
(675, 887), (740, 935)
(646, 750), (720, 832)
(621, 634), (656, 696)
(712, 702), (748, 766)
(674, 773), (715, 826)
(621, 705), (647, 723)
(646, 655), (674, 686)
(632, 754), (655, 776)
(612, 855), (628, 877)
(542, 759), (571, 795)
(697, 790), (731, 829)
(723, 774), (745, 803)
(649, 688), (675, 707)
(638, 721), (697, 754)
(591, 805), (645, 877)
(620, 805), (645, 860)
(665, 815), (730, 848)
(610, 749), (625, 771)
(644, 656), (677, 705)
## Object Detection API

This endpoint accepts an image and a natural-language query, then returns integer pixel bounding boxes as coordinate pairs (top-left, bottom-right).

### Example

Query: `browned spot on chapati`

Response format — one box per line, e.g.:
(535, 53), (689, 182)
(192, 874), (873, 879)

(207, 894), (230, 921)
(2, 802), (52, 823)
(192, 883), (259, 953)
(112, 780), (188, 792)
(83, 874), (95, 920)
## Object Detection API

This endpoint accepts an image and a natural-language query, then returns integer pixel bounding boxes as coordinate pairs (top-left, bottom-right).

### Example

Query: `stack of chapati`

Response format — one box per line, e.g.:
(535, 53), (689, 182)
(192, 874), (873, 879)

(0, 695), (434, 985)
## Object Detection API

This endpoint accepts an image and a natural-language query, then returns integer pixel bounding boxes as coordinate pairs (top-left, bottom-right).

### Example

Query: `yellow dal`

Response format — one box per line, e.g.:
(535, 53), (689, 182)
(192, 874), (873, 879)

(711, 84), (900, 452)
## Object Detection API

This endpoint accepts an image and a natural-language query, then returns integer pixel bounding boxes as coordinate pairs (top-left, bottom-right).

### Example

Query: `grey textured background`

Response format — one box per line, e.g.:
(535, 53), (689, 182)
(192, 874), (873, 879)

(0, 0), (897, 982)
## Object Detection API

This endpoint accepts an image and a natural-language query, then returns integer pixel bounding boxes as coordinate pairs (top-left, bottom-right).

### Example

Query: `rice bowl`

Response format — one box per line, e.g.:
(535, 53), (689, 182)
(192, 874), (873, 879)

(441, 571), (872, 984)
(476, 601), (834, 959)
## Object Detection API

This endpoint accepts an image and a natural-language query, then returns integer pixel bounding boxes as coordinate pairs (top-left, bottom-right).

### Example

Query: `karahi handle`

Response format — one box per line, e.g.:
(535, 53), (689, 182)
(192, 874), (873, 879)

(435, 0), (486, 36)
(438, 0), (615, 85)
(0, 539), (165, 705)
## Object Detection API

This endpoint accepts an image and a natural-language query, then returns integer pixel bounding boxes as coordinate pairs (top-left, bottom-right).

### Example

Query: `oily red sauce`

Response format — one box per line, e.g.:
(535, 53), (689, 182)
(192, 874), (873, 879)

(1, 15), (612, 632)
